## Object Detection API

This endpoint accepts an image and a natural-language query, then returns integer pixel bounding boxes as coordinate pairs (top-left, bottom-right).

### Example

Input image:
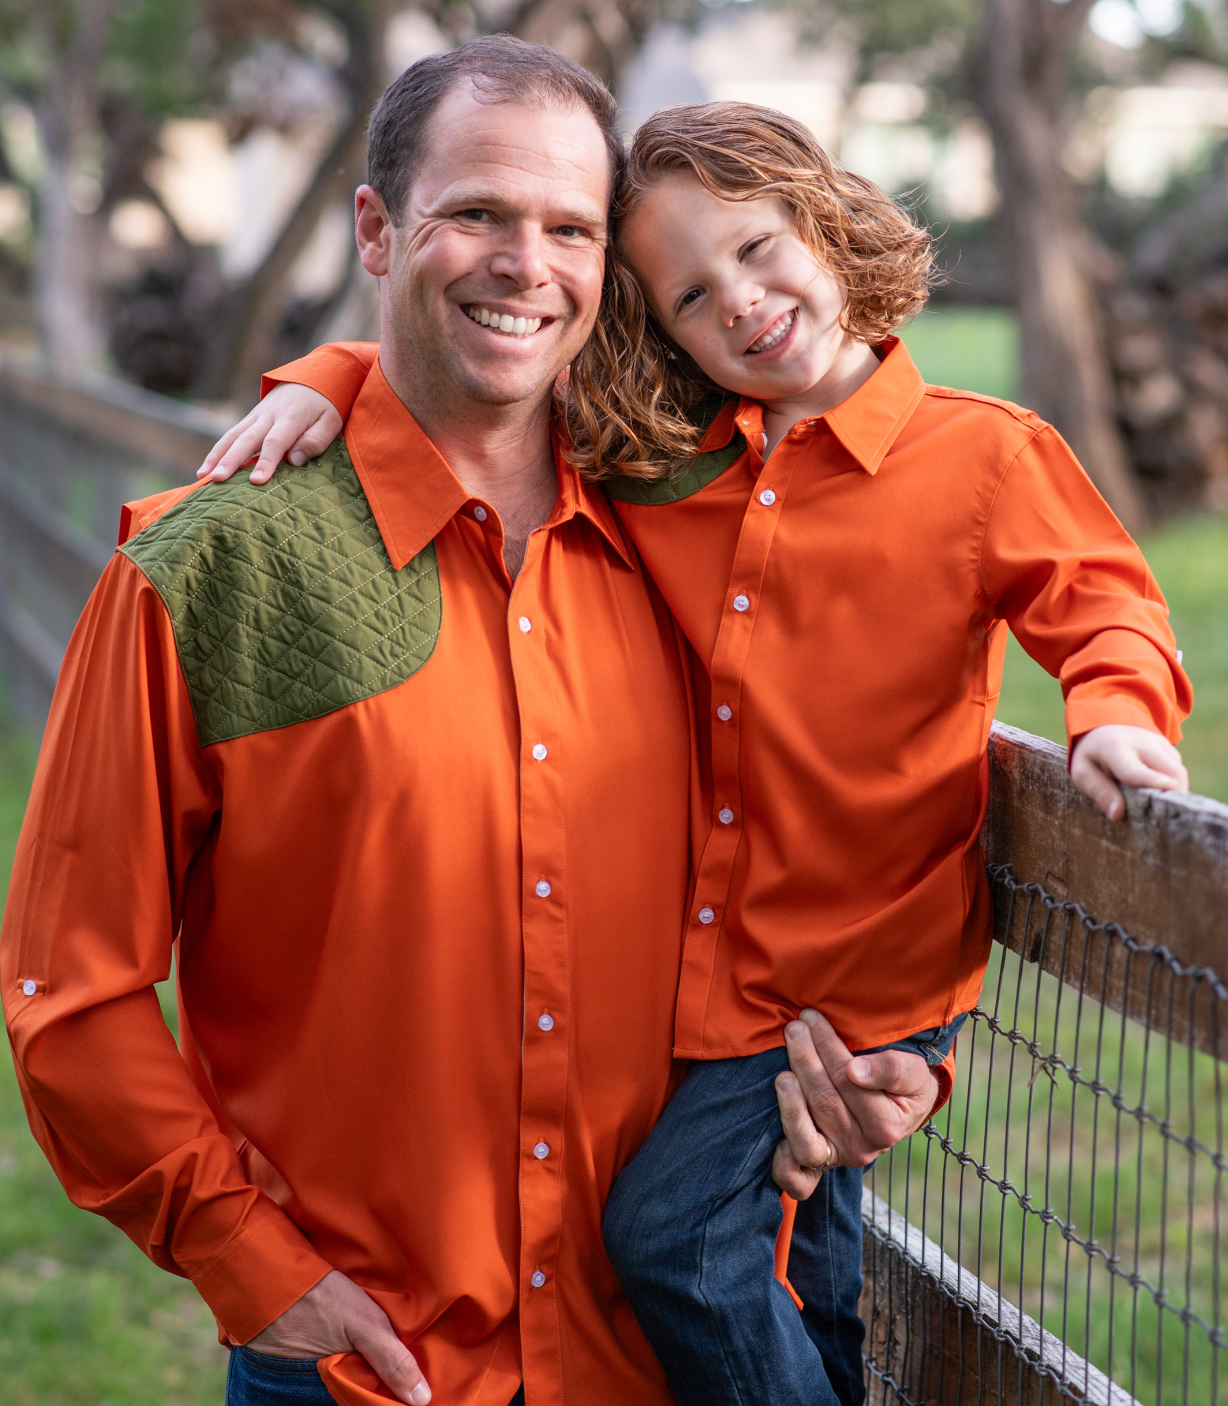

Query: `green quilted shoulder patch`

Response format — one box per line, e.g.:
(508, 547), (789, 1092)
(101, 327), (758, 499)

(121, 439), (441, 747)
(603, 400), (747, 506)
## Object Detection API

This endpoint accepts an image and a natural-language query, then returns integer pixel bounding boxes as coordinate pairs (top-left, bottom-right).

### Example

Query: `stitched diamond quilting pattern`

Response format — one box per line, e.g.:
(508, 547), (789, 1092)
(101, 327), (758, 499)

(602, 400), (747, 506)
(120, 439), (441, 747)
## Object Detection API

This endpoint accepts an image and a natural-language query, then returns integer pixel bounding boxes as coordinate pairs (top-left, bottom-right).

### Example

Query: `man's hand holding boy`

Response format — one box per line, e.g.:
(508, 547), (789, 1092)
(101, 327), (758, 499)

(772, 1009), (938, 1201)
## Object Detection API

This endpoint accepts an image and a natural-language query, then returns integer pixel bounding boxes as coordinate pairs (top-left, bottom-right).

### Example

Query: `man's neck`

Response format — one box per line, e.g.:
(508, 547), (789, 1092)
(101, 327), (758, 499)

(380, 341), (560, 580)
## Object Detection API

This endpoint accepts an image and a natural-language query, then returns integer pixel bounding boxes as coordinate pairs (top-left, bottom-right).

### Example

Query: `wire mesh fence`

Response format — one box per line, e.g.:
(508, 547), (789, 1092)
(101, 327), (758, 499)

(861, 862), (1226, 1406)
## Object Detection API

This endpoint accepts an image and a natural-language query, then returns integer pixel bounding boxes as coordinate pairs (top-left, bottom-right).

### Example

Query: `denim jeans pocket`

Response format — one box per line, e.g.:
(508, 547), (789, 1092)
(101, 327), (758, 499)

(227, 1346), (333, 1405)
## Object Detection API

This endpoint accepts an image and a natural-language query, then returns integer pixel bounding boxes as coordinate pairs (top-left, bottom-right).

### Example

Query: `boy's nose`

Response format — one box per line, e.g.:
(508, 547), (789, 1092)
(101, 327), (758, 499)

(721, 282), (761, 328)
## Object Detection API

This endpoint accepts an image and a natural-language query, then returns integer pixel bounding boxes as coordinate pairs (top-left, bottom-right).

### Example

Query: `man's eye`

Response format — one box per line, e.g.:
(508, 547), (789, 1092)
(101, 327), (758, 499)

(458, 209), (491, 222)
(554, 225), (582, 238)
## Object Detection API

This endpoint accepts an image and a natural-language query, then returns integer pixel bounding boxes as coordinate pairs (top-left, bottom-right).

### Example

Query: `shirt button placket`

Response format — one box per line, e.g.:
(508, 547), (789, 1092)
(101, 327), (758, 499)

(510, 583), (567, 1388)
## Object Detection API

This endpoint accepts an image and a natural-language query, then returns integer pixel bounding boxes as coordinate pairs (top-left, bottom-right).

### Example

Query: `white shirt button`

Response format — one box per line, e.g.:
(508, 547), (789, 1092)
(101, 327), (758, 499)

(698, 907), (715, 924)
(759, 489), (776, 506)
(716, 705), (732, 722)
(474, 505), (488, 522)
(538, 1012), (554, 1031)
(531, 1270), (547, 1288)
(533, 1141), (550, 1159)
(518, 616), (532, 633)
(733, 594), (750, 612)
(718, 807), (734, 825)
(21, 979), (36, 997)
(536, 880), (552, 898)
(532, 743), (548, 761)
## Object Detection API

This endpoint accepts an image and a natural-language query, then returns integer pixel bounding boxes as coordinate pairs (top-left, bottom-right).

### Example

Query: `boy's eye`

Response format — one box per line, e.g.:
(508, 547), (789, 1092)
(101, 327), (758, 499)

(743, 236), (769, 258)
(679, 288), (704, 309)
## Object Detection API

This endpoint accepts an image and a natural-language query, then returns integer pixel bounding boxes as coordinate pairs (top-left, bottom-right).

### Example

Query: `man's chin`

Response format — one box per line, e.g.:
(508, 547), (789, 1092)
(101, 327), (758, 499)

(450, 360), (571, 410)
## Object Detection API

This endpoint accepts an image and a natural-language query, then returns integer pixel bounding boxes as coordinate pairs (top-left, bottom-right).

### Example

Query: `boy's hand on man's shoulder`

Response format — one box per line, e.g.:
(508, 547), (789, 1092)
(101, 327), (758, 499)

(1069, 724), (1188, 823)
(198, 383), (342, 485)
(771, 1010), (938, 1201)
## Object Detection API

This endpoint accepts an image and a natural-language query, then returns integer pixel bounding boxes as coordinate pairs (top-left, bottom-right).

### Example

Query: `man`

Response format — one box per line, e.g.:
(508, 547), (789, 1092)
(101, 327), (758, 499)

(2, 38), (940, 1406)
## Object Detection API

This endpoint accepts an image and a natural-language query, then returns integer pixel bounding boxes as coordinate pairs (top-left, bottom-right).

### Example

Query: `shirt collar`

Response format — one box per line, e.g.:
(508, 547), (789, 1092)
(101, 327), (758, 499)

(548, 419), (638, 570)
(713, 336), (926, 476)
(344, 358), (635, 572)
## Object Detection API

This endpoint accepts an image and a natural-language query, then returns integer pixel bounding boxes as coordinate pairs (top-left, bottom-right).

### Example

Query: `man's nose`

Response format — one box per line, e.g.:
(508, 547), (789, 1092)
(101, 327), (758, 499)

(489, 225), (550, 288)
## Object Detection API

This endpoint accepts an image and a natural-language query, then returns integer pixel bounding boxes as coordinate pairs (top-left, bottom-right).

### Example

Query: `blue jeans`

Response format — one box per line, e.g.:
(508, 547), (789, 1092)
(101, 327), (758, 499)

(603, 1019), (965, 1406)
(225, 1347), (527, 1404)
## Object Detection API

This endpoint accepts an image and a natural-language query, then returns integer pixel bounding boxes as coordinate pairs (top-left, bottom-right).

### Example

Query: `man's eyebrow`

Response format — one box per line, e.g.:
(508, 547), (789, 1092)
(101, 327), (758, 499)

(437, 188), (605, 226)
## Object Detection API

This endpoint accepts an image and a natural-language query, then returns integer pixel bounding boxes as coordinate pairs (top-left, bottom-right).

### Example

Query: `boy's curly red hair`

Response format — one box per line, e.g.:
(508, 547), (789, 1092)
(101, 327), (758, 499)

(563, 101), (935, 481)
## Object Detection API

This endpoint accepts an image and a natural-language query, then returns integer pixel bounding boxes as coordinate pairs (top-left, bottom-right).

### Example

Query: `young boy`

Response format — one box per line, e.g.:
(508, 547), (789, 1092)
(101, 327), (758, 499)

(202, 103), (1190, 1406)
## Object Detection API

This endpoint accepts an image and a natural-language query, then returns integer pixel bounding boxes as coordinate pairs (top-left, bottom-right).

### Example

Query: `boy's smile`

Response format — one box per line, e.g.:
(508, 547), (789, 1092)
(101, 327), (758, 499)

(620, 174), (881, 435)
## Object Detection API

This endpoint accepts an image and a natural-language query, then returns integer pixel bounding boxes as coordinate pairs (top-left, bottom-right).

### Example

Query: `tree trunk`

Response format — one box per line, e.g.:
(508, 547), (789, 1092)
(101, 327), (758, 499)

(970, 0), (1148, 534)
(200, 3), (393, 405)
(32, 0), (119, 374)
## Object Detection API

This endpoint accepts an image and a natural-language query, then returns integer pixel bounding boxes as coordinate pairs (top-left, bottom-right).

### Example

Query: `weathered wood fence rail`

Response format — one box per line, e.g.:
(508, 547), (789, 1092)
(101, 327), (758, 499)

(1, 356), (1225, 1405)
(0, 350), (228, 728)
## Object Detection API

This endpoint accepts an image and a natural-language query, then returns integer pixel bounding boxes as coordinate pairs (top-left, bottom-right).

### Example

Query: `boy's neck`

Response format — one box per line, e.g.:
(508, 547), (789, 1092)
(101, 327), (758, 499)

(761, 338), (883, 460)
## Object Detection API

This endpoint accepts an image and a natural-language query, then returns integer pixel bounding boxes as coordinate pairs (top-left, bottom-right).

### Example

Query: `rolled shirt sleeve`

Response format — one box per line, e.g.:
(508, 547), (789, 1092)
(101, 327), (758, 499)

(0, 552), (332, 1343)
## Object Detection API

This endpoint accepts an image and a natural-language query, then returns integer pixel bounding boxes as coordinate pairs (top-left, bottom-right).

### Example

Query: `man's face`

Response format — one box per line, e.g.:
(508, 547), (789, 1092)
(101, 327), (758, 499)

(361, 87), (611, 412)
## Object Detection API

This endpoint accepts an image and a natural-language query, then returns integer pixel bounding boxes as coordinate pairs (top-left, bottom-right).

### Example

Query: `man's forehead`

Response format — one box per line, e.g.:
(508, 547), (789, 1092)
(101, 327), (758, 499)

(415, 87), (611, 214)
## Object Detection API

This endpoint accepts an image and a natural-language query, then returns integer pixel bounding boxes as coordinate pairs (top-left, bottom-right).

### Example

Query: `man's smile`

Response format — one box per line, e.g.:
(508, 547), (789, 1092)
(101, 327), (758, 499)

(463, 304), (551, 338)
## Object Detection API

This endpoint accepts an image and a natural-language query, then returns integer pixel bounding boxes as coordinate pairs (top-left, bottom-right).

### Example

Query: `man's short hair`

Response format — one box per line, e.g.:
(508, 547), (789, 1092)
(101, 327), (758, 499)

(367, 35), (624, 222)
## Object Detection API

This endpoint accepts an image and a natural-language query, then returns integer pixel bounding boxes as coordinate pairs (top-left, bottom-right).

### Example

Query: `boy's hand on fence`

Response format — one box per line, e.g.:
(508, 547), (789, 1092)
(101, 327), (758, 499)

(772, 1009), (938, 1200)
(1069, 724), (1188, 823)
(246, 1269), (431, 1404)
(198, 384), (342, 485)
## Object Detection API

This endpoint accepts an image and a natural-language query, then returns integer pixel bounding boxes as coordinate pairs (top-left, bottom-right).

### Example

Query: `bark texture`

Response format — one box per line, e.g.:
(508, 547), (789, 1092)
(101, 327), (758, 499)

(199, 4), (394, 403)
(970, 0), (1148, 533)
(32, 0), (119, 373)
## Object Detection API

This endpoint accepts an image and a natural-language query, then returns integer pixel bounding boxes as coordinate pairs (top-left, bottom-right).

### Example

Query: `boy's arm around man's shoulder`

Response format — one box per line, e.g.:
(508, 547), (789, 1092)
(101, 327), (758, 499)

(978, 420), (1192, 750)
(0, 546), (332, 1343)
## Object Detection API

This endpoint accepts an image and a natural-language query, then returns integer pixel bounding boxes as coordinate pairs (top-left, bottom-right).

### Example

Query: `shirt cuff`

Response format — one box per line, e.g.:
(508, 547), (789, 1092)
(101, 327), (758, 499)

(1064, 697), (1181, 752)
(190, 1205), (333, 1345)
(261, 343), (375, 416)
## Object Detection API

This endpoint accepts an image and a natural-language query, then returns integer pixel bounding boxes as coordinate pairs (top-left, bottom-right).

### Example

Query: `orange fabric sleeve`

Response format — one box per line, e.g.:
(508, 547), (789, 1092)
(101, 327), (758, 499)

(979, 425), (1192, 748)
(262, 342), (378, 416)
(0, 554), (332, 1342)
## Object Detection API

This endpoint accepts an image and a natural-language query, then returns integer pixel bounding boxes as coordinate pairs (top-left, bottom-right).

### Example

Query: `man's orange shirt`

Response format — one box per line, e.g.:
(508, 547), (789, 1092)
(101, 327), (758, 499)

(0, 362), (694, 1406)
(271, 339), (1191, 1062)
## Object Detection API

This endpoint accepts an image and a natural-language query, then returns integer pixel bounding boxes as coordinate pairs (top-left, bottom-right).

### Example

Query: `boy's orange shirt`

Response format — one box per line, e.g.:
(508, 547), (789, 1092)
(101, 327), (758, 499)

(265, 338), (1191, 1059)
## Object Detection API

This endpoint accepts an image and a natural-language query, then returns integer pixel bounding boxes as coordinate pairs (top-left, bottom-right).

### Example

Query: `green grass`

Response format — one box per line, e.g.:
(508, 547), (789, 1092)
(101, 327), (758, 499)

(902, 305), (1021, 403)
(0, 734), (229, 1404)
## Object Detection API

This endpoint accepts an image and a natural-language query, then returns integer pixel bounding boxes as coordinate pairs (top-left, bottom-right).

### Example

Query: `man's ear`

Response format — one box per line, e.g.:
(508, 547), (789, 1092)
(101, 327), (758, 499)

(356, 184), (394, 278)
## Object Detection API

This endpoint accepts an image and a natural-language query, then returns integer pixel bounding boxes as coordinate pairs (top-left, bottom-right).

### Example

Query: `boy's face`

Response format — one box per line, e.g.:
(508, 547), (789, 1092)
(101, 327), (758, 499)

(620, 175), (854, 404)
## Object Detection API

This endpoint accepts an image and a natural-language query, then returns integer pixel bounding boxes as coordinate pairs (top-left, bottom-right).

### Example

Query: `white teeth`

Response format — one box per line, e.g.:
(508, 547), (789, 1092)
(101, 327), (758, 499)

(465, 306), (543, 337)
(748, 309), (796, 354)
